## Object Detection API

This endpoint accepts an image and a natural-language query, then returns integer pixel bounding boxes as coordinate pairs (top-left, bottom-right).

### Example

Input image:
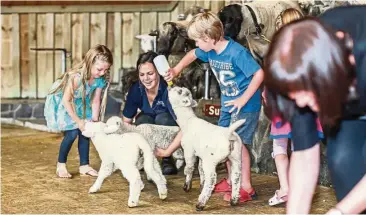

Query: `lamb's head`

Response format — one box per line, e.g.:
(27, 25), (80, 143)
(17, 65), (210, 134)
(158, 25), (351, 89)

(183, 6), (209, 22)
(104, 116), (123, 134)
(82, 121), (106, 138)
(218, 4), (243, 40)
(168, 87), (198, 108)
(157, 22), (195, 57)
(136, 34), (155, 52)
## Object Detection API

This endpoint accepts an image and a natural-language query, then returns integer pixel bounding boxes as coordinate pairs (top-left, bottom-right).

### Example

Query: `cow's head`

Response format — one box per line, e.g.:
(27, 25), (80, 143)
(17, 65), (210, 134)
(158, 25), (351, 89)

(218, 4), (243, 40)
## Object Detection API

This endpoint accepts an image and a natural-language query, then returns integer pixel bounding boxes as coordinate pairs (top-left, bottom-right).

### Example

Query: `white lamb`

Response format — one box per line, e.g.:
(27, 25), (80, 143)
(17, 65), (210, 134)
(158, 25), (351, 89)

(82, 121), (167, 208)
(168, 87), (245, 211)
(104, 117), (184, 170)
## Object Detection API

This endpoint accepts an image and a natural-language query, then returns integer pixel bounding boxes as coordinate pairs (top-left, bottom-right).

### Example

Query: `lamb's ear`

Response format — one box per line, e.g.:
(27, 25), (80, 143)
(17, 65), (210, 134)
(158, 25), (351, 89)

(104, 125), (119, 134)
(191, 100), (198, 107)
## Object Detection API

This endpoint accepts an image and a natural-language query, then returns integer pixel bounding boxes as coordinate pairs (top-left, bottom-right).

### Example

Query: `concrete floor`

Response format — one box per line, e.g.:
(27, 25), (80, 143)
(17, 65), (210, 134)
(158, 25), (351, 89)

(1, 124), (337, 214)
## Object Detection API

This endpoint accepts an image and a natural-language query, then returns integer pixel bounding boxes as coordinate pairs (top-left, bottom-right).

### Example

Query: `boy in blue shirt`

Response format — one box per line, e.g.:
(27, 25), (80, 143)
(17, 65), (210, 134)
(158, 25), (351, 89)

(157, 12), (264, 202)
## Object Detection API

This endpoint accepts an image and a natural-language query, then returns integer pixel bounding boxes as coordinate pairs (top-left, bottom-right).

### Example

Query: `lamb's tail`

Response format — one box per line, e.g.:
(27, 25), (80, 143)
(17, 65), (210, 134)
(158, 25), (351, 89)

(228, 119), (246, 135)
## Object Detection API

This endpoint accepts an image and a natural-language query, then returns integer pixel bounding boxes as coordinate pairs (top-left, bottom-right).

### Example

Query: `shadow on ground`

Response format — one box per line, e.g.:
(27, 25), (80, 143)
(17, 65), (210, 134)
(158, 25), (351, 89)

(1, 124), (337, 214)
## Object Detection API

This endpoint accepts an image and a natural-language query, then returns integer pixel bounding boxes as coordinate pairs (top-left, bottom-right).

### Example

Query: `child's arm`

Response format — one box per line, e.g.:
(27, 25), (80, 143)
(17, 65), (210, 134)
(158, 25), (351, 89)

(91, 87), (103, 121)
(225, 68), (264, 113)
(62, 76), (84, 130)
(165, 49), (197, 82)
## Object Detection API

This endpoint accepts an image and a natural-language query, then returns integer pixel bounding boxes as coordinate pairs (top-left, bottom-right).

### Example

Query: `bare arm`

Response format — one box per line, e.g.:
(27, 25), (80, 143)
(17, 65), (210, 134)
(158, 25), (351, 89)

(287, 143), (320, 214)
(122, 115), (133, 124)
(91, 87), (103, 121)
(62, 77), (83, 127)
(328, 175), (366, 214)
(155, 131), (182, 157)
(165, 49), (197, 82)
(239, 68), (264, 104)
(225, 69), (264, 113)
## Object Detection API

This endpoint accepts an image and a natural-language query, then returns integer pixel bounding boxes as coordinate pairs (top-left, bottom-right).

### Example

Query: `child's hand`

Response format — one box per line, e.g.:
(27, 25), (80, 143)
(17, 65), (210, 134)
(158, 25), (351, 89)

(224, 97), (246, 114)
(78, 120), (86, 131)
(164, 68), (178, 82)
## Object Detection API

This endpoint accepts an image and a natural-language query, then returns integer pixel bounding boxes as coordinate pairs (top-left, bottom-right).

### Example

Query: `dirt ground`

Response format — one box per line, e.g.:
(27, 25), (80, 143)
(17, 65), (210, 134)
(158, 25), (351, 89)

(1, 124), (337, 214)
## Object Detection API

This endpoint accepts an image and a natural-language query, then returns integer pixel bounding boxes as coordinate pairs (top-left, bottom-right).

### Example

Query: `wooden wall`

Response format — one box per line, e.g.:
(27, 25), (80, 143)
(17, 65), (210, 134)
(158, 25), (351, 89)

(1, 0), (229, 99)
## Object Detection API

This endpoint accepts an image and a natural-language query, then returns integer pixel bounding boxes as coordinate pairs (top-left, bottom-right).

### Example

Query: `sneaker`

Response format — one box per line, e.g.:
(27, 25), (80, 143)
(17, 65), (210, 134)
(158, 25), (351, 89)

(223, 188), (258, 202)
(214, 178), (231, 193)
(162, 157), (178, 175)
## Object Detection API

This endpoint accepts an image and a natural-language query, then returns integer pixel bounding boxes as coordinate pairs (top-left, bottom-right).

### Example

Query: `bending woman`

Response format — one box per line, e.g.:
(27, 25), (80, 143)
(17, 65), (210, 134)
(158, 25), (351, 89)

(264, 6), (366, 214)
(122, 51), (178, 175)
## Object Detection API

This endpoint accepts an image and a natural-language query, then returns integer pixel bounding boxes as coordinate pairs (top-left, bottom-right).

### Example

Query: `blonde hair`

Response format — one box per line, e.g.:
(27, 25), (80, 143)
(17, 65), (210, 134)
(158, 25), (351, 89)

(50, 44), (113, 118)
(187, 12), (224, 42)
(275, 8), (304, 30)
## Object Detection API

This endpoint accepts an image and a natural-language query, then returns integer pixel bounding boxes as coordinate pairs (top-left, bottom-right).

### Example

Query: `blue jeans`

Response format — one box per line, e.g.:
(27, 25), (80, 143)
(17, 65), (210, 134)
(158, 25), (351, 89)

(58, 129), (90, 166)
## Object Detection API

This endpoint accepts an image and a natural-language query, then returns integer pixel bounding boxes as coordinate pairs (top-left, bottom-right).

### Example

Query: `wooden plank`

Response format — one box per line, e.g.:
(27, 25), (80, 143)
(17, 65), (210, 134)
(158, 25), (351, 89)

(54, 13), (71, 80)
(36, 13), (54, 98)
(184, 0), (196, 12)
(158, 12), (171, 26)
(1, 14), (20, 98)
(82, 13), (90, 59)
(107, 13), (116, 82)
(140, 12), (157, 35)
(20, 14), (29, 98)
(90, 13), (107, 47)
(225, 0), (231, 6)
(2, 2), (178, 13)
(170, 0), (184, 21)
(71, 13), (82, 66)
(113, 12), (122, 83)
(122, 13), (133, 68)
(131, 12), (140, 67)
(203, 0), (211, 10)
(210, 0), (225, 14)
(28, 13), (37, 98)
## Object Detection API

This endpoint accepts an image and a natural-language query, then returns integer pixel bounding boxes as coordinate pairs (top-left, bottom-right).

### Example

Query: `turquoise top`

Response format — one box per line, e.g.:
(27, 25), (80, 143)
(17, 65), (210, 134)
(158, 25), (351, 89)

(44, 74), (106, 131)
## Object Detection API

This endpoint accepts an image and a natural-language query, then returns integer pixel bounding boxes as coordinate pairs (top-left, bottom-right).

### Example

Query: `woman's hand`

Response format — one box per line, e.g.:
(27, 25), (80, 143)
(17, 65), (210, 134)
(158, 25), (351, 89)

(155, 147), (172, 158)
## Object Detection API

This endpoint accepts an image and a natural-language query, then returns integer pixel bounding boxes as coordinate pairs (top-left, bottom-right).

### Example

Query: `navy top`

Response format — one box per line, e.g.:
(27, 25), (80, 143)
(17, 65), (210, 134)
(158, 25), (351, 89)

(291, 6), (366, 151)
(122, 76), (176, 120)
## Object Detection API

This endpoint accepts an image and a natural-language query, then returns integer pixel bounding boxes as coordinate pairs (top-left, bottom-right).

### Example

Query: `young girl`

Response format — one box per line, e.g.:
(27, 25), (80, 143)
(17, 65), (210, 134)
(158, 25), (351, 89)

(44, 44), (113, 178)
(264, 8), (324, 206)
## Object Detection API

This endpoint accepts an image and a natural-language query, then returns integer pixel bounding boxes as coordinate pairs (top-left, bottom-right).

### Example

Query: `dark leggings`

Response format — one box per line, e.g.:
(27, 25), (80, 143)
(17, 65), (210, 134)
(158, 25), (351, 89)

(135, 112), (177, 126)
(58, 129), (90, 166)
(327, 119), (366, 207)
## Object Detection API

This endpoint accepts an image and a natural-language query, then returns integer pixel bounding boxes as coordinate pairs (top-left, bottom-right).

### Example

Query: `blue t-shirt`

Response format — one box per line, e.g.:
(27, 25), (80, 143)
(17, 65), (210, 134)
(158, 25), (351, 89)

(195, 37), (261, 113)
(122, 76), (176, 120)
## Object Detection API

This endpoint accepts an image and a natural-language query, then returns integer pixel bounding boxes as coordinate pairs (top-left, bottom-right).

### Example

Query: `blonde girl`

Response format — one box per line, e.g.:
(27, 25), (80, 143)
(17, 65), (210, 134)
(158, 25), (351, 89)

(44, 44), (113, 178)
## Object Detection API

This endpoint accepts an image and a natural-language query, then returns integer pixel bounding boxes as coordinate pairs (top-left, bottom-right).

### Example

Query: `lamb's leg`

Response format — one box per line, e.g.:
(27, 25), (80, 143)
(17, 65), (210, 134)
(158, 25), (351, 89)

(196, 161), (217, 211)
(144, 157), (168, 200)
(173, 148), (185, 169)
(89, 161), (114, 193)
(121, 167), (142, 208)
(183, 150), (196, 192)
(228, 141), (242, 206)
(198, 158), (205, 192)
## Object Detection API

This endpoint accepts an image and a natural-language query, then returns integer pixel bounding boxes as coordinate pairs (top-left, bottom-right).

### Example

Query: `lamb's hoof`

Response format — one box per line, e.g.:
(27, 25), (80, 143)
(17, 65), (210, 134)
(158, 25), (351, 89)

(183, 182), (192, 192)
(230, 199), (239, 206)
(128, 201), (138, 208)
(195, 204), (205, 211)
(140, 182), (145, 191)
(88, 186), (98, 194)
(159, 192), (168, 200)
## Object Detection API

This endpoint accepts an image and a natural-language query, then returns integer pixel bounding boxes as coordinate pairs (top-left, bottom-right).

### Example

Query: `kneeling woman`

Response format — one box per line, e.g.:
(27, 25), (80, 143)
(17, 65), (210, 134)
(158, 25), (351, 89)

(122, 51), (178, 175)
